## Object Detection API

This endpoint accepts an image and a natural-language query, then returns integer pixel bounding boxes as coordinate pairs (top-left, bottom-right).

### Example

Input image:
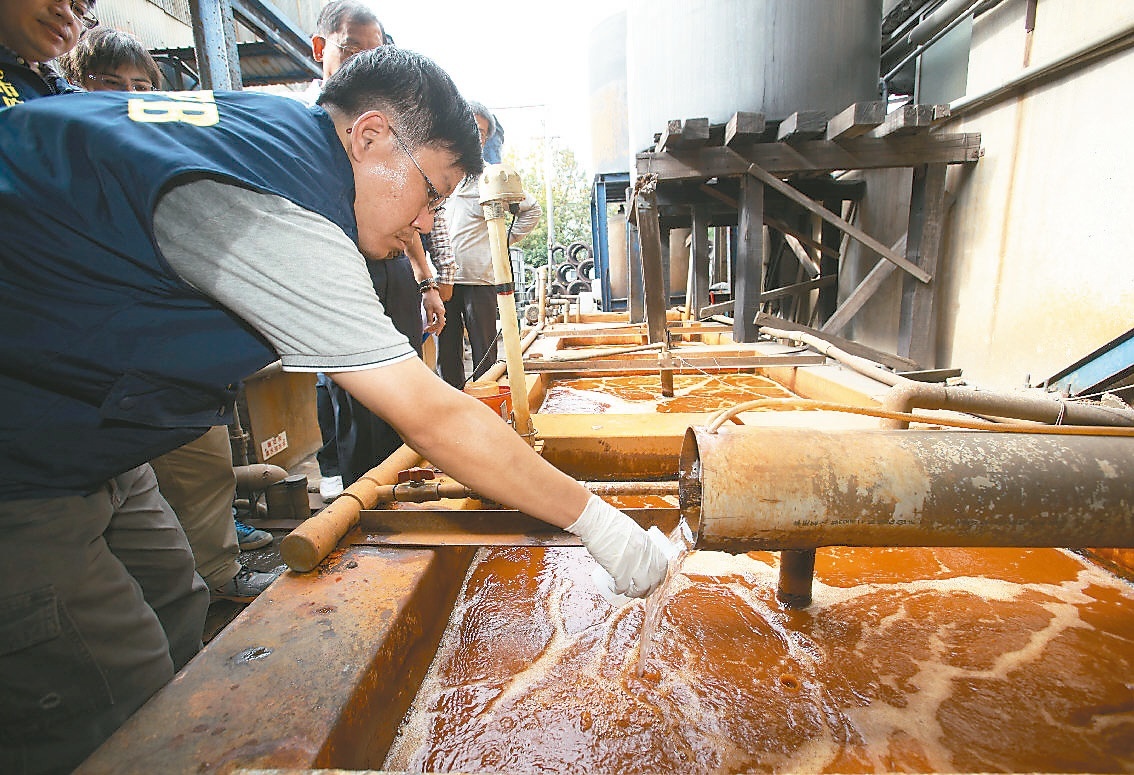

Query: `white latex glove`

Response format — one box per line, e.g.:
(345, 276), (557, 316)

(566, 495), (670, 598)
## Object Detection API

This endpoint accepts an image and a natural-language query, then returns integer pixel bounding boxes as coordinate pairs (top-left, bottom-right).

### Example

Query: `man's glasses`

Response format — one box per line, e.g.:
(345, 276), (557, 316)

(71, 0), (99, 29)
(330, 41), (366, 60)
(85, 72), (154, 92)
(389, 127), (446, 214)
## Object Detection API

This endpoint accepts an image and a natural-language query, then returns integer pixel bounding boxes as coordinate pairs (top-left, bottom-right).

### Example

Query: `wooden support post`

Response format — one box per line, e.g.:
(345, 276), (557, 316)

(725, 111), (766, 148)
(898, 163), (948, 367)
(825, 101), (885, 140)
(631, 179), (668, 344)
(746, 163), (931, 283)
(777, 110), (827, 143)
(817, 200), (842, 322)
(690, 205), (711, 318)
(734, 174), (764, 342)
(631, 177), (674, 395)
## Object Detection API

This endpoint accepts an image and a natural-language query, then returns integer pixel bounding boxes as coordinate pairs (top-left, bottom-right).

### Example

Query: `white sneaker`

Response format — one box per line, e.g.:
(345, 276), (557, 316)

(319, 475), (343, 502)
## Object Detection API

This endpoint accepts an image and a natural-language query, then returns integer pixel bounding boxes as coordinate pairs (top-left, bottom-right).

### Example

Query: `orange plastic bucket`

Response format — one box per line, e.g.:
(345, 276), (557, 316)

(464, 381), (512, 422)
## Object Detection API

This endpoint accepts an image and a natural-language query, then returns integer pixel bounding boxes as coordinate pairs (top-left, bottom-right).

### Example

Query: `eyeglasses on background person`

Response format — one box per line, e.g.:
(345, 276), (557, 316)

(70, 0), (99, 29)
(84, 72), (154, 92)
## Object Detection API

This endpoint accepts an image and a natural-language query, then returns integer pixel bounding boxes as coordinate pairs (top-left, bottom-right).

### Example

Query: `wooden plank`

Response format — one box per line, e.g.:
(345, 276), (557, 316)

(637, 132), (982, 180)
(764, 214), (840, 259)
(734, 174), (763, 342)
(777, 110), (827, 142)
(898, 163), (948, 367)
(725, 111), (766, 148)
(871, 103), (934, 137)
(755, 312), (920, 371)
(655, 117), (710, 152)
(819, 242), (905, 335)
(825, 101), (886, 140)
(746, 163), (931, 283)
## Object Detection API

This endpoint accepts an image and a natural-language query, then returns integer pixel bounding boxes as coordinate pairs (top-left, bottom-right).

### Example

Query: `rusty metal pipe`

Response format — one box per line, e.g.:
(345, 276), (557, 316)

(582, 480), (679, 497)
(232, 463), (289, 494)
(679, 426), (1134, 553)
(881, 380), (1134, 430)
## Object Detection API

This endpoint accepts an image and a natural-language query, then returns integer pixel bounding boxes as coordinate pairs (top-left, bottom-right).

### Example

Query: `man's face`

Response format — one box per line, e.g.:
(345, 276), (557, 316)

(347, 113), (463, 260)
(313, 19), (384, 80)
(0, 0), (86, 63)
(474, 114), (491, 149)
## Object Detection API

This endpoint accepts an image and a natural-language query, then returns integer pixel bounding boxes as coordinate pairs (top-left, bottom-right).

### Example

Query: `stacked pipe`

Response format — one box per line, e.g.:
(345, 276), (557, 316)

(547, 242), (595, 298)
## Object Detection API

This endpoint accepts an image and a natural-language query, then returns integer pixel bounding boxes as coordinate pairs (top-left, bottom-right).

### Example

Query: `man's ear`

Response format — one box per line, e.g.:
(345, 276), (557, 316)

(312, 35), (325, 62)
(347, 110), (394, 161)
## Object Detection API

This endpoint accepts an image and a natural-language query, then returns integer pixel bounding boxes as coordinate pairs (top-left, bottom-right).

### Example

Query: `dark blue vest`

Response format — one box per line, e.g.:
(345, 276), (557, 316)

(0, 90), (357, 498)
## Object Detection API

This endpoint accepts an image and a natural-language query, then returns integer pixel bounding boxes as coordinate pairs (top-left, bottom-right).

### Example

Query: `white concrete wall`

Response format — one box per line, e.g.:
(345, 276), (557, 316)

(849, 0), (1134, 390)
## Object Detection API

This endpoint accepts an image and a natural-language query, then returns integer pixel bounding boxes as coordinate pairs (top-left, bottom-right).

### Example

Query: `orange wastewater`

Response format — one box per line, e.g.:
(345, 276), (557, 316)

(383, 544), (1134, 774)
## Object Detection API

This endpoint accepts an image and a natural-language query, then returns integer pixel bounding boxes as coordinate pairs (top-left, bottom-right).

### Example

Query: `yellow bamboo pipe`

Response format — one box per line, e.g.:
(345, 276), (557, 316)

(480, 164), (534, 445)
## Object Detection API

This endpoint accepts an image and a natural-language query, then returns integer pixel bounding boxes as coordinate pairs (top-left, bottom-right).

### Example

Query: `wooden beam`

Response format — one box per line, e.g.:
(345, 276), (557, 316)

(725, 111), (766, 148)
(637, 132), (982, 180)
(819, 234), (907, 335)
(733, 175), (763, 342)
(759, 275), (836, 303)
(898, 163), (948, 367)
(746, 163), (931, 283)
(655, 117), (710, 152)
(764, 214), (840, 259)
(698, 183), (738, 209)
(825, 101), (886, 140)
(783, 234), (821, 277)
(777, 110), (827, 143)
(871, 103), (934, 137)
(524, 353), (827, 373)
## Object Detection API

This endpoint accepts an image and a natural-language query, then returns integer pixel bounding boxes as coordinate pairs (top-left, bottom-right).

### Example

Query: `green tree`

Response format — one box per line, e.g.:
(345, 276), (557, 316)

(503, 138), (592, 276)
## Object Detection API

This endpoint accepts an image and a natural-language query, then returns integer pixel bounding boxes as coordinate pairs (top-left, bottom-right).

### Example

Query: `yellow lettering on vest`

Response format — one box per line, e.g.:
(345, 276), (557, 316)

(127, 91), (219, 127)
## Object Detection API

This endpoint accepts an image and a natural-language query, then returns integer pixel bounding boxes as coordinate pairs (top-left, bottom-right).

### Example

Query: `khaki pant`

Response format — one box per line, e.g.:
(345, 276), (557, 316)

(0, 465), (208, 774)
(150, 425), (239, 589)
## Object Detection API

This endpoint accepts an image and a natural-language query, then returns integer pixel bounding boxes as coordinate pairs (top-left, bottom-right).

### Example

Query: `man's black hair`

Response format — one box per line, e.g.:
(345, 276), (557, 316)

(318, 47), (483, 179)
(315, 0), (385, 40)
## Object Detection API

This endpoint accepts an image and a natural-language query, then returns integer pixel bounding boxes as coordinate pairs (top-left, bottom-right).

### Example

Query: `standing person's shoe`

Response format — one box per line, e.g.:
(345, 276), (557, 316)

(211, 565), (281, 603)
(235, 519), (273, 550)
(320, 475), (344, 502)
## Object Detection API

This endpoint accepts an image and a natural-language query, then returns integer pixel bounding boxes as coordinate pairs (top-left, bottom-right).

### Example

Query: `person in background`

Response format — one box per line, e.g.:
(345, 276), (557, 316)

(59, 24), (280, 599)
(438, 101), (542, 388)
(57, 24), (160, 91)
(0, 0), (92, 105)
(0, 47), (668, 773)
(305, 0), (456, 492)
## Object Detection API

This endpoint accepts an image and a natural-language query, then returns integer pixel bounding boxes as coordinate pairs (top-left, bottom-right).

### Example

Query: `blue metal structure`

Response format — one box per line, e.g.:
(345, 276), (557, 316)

(589, 171), (631, 311)
(1045, 327), (1134, 398)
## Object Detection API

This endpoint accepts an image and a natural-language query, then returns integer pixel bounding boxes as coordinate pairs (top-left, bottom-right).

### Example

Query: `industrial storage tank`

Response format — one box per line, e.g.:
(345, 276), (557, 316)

(588, 11), (630, 175)
(625, 0), (884, 156)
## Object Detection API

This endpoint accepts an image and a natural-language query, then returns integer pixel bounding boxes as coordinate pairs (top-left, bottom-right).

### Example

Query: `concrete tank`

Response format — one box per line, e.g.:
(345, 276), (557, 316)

(626, 0), (883, 157)
(588, 11), (630, 174)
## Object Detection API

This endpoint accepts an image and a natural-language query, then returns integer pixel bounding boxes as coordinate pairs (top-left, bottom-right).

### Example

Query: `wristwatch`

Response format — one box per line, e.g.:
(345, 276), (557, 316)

(418, 277), (440, 293)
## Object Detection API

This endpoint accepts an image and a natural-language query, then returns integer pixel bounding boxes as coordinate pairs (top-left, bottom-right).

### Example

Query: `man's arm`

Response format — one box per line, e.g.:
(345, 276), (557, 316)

(331, 359), (669, 597)
(405, 236), (446, 335)
(508, 194), (543, 245)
